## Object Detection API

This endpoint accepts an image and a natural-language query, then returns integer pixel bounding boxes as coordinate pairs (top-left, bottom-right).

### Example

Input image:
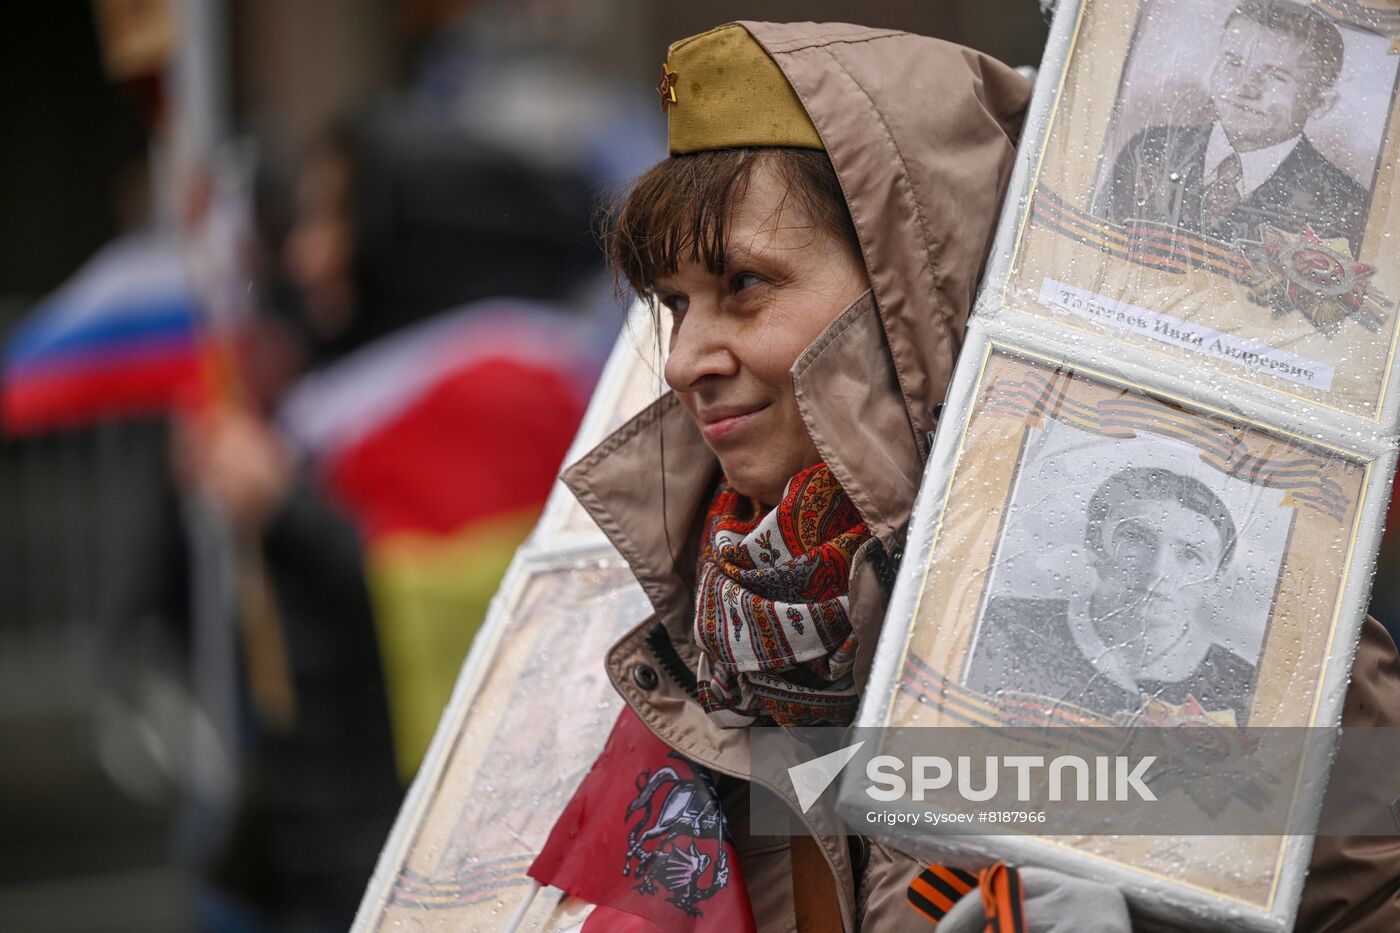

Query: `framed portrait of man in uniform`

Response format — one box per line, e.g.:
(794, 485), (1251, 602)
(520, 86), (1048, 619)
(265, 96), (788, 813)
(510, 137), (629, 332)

(962, 436), (1285, 729)
(999, 0), (1400, 419)
(861, 335), (1379, 929)
(884, 343), (1369, 736)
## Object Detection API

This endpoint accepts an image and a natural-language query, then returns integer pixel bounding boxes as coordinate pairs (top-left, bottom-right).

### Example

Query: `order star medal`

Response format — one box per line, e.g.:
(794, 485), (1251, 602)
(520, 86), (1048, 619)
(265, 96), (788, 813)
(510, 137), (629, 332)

(1133, 696), (1282, 818)
(1240, 225), (1390, 335)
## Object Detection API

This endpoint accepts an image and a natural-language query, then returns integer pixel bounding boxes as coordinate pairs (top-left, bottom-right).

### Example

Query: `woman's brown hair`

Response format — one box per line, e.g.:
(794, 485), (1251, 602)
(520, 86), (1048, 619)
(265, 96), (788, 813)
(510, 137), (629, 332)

(603, 147), (861, 300)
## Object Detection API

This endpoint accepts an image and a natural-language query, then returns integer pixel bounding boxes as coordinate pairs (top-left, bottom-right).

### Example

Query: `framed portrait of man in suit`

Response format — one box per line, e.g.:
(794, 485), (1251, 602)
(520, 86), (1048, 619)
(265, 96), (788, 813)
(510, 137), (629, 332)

(1093, 0), (1384, 257)
(1000, 0), (1400, 420)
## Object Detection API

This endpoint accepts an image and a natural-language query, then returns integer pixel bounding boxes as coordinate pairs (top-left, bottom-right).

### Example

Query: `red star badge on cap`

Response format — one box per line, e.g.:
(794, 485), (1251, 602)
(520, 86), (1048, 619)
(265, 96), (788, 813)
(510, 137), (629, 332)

(657, 63), (678, 111)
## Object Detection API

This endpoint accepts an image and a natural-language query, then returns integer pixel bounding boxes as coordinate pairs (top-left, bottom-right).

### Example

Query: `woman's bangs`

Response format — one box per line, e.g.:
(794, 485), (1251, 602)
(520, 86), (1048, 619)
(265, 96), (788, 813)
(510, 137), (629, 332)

(608, 150), (760, 296)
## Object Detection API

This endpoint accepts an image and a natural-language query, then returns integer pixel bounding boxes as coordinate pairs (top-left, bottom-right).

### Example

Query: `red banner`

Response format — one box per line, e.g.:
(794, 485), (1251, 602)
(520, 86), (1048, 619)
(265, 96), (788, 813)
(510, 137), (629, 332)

(529, 708), (756, 933)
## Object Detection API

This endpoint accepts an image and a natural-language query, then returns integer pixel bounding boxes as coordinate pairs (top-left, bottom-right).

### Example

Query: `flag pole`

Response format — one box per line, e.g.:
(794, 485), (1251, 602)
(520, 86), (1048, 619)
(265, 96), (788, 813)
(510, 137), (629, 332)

(503, 879), (543, 933)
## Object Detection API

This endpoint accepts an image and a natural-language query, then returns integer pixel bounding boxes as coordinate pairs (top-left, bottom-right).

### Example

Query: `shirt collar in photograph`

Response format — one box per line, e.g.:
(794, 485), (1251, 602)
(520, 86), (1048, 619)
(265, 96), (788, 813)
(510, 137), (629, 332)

(1205, 123), (1303, 198)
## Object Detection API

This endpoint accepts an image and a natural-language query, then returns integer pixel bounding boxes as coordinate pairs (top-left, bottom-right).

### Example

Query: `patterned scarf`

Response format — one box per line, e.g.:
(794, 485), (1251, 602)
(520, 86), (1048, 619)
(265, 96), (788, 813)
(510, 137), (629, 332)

(694, 462), (871, 726)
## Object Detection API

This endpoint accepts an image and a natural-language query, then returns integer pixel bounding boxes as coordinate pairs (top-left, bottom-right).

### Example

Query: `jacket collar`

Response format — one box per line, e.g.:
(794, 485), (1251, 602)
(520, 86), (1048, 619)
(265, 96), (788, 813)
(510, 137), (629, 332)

(562, 386), (715, 629)
(562, 290), (918, 623)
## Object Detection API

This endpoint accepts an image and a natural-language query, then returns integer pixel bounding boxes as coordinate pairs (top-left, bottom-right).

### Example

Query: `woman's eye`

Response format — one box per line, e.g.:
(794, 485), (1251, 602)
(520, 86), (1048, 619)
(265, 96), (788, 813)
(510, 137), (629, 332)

(658, 293), (689, 315)
(731, 272), (763, 293)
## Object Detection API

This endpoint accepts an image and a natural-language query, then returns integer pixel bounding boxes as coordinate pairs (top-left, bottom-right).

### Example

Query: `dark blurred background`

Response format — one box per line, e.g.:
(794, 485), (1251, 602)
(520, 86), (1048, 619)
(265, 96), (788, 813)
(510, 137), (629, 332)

(0, 2), (1190, 931)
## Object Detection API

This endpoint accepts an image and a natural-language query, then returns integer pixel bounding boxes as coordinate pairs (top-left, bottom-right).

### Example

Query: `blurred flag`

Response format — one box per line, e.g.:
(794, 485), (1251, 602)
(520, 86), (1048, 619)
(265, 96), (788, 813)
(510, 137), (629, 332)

(2, 232), (208, 435)
(529, 707), (757, 933)
(281, 301), (593, 776)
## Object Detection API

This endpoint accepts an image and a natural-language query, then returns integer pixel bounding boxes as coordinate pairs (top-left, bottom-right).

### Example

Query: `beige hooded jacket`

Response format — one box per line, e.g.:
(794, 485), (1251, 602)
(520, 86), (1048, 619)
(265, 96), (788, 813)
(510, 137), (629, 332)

(563, 21), (1400, 932)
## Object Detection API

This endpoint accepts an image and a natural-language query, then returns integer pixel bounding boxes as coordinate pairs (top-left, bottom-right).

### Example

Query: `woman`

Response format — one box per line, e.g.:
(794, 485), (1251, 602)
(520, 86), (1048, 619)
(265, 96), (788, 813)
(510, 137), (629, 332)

(564, 21), (1400, 931)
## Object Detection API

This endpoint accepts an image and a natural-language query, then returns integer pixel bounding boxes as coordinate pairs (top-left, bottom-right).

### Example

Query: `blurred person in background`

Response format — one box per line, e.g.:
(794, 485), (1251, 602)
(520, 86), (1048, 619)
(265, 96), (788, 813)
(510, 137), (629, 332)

(174, 111), (612, 931)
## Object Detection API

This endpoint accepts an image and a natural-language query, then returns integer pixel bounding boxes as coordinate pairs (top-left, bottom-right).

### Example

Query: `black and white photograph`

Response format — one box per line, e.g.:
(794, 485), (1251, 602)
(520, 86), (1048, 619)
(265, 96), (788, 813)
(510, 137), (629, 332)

(962, 416), (1292, 724)
(1092, 0), (1399, 257)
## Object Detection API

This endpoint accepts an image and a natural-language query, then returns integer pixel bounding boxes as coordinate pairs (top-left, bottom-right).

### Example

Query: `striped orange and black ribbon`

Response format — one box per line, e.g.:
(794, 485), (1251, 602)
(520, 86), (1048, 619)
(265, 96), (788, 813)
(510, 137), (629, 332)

(907, 862), (1026, 932)
(1315, 0), (1400, 35)
(1030, 188), (1253, 283)
(980, 370), (1353, 524)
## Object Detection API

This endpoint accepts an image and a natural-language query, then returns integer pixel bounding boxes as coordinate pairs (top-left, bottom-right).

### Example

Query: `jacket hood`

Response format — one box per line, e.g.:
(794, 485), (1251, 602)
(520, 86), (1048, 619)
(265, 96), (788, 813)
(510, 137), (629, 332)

(564, 21), (1029, 621)
(745, 21), (1030, 497)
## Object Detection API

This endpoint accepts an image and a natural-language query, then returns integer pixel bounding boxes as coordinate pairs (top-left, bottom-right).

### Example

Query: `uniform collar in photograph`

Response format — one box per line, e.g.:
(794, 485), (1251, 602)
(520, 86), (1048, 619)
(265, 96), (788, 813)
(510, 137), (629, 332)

(1066, 594), (1214, 695)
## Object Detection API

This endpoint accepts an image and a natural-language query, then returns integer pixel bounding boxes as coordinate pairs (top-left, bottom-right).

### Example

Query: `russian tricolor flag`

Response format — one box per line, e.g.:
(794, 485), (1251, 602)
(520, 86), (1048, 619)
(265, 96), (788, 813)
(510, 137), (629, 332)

(2, 232), (205, 435)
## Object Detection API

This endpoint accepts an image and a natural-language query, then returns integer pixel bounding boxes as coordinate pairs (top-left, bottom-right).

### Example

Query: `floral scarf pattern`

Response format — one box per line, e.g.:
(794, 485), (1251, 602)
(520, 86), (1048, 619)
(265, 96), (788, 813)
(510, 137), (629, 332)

(694, 462), (870, 726)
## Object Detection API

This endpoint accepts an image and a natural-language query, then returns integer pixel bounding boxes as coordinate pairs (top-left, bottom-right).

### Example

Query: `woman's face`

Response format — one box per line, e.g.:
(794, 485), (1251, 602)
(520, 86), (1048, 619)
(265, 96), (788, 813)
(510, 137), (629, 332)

(657, 161), (870, 506)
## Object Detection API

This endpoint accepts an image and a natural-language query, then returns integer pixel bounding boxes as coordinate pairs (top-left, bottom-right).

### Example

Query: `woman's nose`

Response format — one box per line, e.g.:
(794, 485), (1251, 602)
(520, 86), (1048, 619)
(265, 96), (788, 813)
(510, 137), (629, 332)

(664, 300), (738, 392)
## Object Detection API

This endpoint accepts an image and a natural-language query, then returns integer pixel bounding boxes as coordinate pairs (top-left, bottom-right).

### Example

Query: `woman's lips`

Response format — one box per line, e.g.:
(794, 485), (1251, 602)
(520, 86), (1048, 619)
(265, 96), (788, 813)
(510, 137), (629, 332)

(700, 405), (768, 444)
